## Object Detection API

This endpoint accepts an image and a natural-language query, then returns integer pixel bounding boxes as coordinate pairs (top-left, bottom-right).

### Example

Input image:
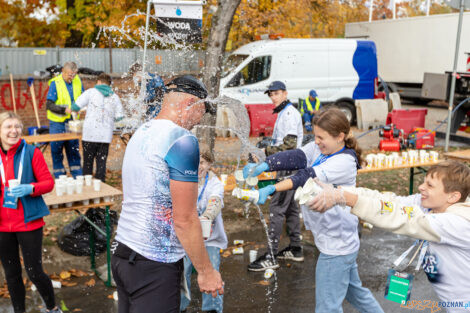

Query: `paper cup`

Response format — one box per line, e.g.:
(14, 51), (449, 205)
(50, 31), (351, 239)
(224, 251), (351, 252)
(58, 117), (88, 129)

(239, 189), (259, 203)
(93, 179), (101, 192)
(302, 178), (322, 196)
(245, 176), (258, 188)
(264, 268), (274, 279)
(234, 170), (245, 188)
(366, 154), (374, 169)
(93, 198), (100, 204)
(200, 217), (211, 239)
(299, 193), (313, 205)
(76, 175), (84, 182)
(75, 181), (83, 194)
(52, 204), (59, 209)
(249, 250), (258, 263)
(430, 151), (438, 162)
(232, 247), (244, 255)
(56, 183), (65, 196)
(59, 175), (67, 180)
(220, 174), (228, 186)
(82, 199), (90, 205)
(65, 202), (73, 208)
(294, 187), (304, 201)
(85, 175), (93, 186)
(66, 182), (75, 195)
(8, 179), (20, 188)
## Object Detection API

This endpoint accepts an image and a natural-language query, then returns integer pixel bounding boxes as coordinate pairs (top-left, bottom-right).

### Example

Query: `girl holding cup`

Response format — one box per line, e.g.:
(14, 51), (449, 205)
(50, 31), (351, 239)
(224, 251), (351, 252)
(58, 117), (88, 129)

(180, 152), (227, 313)
(0, 113), (60, 313)
(243, 109), (383, 313)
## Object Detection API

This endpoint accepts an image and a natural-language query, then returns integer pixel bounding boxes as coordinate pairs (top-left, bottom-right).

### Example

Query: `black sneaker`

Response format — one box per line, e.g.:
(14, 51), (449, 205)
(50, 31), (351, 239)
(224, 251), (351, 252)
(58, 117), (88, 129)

(247, 253), (279, 272)
(276, 246), (304, 262)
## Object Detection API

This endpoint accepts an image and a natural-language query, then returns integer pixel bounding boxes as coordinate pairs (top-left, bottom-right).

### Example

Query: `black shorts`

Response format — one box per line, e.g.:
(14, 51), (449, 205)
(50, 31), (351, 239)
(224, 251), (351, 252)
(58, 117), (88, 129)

(111, 242), (184, 313)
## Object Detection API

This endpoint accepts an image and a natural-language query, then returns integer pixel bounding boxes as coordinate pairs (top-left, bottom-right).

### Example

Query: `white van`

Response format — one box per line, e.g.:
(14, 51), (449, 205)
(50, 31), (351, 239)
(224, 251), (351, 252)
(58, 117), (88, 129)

(219, 38), (379, 134)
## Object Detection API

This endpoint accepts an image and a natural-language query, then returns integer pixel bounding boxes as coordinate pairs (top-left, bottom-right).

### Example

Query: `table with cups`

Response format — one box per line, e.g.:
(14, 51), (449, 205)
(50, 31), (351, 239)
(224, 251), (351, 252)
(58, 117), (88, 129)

(358, 150), (441, 194)
(42, 175), (122, 287)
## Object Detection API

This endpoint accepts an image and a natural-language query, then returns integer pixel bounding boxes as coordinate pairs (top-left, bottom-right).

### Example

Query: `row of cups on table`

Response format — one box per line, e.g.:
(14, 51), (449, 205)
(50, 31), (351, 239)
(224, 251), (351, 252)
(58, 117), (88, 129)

(55, 175), (102, 196)
(49, 195), (114, 209)
(365, 150), (439, 169)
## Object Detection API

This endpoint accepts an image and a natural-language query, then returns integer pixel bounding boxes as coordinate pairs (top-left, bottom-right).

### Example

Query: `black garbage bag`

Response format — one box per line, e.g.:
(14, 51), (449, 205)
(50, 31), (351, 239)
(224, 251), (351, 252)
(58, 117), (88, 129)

(57, 208), (118, 256)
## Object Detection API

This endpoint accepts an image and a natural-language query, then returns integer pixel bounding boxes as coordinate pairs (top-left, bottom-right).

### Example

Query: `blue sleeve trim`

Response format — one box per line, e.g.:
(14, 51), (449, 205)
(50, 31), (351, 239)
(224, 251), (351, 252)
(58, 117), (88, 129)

(291, 168), (317, 190)
(266, 149), (307, 171)
(165, 135), (199, 182)
(46, 82), (58, 102)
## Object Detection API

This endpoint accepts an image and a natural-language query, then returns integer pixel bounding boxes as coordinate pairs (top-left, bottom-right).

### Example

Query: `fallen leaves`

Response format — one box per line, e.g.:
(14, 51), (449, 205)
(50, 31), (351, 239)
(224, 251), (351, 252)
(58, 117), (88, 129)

(60, 271), (71, 280)
(256, 280), (271, 286)
(0, 281), (10, 298)
(85, 278), (96, 287)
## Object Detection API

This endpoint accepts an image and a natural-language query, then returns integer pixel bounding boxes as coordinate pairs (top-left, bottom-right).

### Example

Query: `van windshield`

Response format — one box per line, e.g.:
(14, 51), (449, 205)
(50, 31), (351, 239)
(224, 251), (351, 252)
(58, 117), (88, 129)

(221, 54), (248, 78)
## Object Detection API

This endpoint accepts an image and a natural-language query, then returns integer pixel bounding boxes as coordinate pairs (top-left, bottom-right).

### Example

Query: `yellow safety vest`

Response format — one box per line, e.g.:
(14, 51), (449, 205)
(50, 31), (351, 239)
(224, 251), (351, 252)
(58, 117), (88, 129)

(47, 74), (83, 122)
(300, 97), (320, 114)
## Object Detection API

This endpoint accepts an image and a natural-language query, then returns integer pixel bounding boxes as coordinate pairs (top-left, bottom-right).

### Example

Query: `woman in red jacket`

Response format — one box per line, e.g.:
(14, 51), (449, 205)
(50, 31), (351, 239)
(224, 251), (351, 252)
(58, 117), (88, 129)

(0, 112), (61, 313)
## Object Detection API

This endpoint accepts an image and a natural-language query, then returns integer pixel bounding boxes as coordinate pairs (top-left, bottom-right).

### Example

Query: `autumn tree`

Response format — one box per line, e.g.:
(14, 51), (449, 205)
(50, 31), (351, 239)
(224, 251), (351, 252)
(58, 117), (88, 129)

(0, 0), (68, 47)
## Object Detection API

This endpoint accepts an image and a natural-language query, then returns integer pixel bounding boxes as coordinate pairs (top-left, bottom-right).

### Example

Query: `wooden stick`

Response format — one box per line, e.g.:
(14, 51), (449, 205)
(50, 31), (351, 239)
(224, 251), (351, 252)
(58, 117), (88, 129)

(9, 74), (17, 114)
(29, 84), (41, 128)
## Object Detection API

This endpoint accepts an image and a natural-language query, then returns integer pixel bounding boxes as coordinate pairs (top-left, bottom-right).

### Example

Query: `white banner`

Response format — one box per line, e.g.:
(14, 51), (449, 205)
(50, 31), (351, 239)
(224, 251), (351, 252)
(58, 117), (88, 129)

(154, 4), (202, 19)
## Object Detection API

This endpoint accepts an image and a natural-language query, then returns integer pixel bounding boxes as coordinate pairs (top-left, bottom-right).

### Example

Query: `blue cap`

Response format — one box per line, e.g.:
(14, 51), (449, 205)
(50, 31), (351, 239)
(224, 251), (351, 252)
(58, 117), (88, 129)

(309, 89), (318, 98)
(265, 81), (286, 94)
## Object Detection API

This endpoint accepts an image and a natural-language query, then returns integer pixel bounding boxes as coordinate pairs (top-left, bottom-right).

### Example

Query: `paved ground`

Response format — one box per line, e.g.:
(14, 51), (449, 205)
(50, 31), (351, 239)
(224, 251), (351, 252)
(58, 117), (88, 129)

(0, 101), (465, 313)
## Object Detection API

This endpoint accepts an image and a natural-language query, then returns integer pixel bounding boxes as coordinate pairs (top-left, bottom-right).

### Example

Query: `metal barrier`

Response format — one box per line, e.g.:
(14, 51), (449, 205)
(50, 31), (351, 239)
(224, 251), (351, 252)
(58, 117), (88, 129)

(0, 47), (204, 76)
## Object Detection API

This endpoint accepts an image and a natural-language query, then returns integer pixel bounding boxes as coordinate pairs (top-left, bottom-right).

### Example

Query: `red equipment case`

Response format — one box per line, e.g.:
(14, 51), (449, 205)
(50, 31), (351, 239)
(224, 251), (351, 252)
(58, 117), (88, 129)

(386, 109), (428, 136)
(245, 103), (277, 137)
(408, 127), (435, 149)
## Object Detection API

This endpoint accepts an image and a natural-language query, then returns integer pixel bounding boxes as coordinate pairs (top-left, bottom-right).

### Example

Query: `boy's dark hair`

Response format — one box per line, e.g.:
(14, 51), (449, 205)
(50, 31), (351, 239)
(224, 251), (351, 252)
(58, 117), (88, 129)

(427, 160), (470, 202)
(97, 73), (112, 85)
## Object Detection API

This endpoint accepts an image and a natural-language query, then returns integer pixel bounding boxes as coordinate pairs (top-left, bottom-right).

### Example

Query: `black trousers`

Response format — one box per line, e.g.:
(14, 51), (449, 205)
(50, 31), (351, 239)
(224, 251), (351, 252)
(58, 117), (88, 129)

(111, 243), (184, 313)
(82, 141), (110, 182)
(0, 227), (55, 313)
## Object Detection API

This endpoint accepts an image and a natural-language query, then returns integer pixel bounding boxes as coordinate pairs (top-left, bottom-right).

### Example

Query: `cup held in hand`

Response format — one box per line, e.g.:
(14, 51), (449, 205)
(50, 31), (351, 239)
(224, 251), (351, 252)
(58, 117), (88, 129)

(199, 217), (211, 239)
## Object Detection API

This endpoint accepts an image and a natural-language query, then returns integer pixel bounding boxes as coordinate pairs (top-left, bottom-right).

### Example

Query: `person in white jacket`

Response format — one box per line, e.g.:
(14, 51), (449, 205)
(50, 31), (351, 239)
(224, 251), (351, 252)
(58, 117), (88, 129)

(73, 73), (124, 182)
(308, 160), (470, 313)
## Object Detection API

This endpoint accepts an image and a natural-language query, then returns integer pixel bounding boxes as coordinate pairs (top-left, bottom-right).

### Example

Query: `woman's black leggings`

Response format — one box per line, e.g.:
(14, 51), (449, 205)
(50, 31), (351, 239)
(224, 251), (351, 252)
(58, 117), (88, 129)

(0, 227), (55, 313)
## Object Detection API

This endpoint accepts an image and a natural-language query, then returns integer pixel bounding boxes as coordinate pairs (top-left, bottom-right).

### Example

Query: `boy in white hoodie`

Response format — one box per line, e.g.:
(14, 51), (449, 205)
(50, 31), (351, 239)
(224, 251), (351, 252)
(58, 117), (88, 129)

(309, 160), (470, 312)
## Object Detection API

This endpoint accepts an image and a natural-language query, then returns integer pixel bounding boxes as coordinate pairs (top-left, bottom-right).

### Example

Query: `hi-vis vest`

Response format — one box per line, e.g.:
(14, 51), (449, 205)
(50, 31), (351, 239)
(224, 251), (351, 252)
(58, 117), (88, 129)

(47, 74), (82, 122)
(300, 97), (320, 114)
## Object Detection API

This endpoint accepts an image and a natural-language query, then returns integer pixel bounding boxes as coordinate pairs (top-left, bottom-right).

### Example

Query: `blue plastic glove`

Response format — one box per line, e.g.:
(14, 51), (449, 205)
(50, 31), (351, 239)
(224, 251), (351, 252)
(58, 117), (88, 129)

(257, 185), (276, 205)
(243, 162), (269, 179)
(9, 184), (33, 198)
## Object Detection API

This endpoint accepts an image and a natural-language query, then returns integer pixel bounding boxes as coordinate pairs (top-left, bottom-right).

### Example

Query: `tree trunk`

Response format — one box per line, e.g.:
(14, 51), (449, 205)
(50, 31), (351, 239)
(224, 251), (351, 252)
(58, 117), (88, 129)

(198, 0), (241, 155)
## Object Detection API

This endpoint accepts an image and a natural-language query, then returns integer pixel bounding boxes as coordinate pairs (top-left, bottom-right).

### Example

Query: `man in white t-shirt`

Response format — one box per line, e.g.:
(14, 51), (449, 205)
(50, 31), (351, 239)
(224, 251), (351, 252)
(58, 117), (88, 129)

(248, 81), (304, 271)
(309, 160), (470, 313)
(73, 73), (124, 181)
(112, 75), (223, 313)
